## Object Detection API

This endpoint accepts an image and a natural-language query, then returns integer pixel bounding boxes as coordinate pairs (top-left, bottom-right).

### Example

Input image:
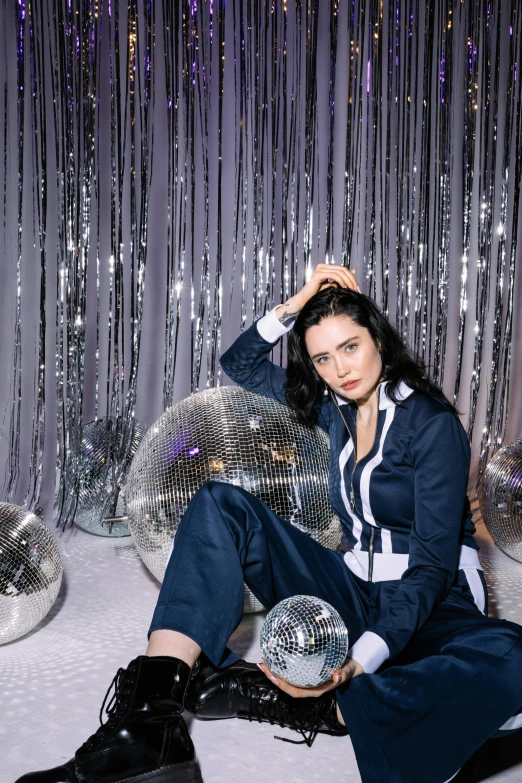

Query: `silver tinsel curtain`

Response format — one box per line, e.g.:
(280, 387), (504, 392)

(0, 0), (520, 523)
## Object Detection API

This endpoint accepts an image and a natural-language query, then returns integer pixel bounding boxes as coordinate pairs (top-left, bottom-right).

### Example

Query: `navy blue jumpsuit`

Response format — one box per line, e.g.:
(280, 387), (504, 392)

(149, 307), (522, 783)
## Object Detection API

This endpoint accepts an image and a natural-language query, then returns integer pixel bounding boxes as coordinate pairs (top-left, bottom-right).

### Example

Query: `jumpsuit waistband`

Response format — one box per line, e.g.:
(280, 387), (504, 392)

(343, 544), (482, 583)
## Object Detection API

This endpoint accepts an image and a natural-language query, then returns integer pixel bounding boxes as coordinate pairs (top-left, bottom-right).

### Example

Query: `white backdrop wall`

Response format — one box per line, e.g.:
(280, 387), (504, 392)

(0, 0), (520, 523)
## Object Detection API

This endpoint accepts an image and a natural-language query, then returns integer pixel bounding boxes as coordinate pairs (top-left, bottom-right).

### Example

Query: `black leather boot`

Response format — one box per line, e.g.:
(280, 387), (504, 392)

(15, 656), (202, 783)
(185, 654), (347, 747)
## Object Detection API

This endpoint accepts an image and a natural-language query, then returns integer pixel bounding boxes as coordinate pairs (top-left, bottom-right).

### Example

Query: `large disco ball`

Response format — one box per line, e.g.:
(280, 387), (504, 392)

(74, 418), (147, 537)
(125, 387), (342, 613)
(0, 504), (63, 644)
(478, 440), (522, 562)
(260, 595), (349, 687)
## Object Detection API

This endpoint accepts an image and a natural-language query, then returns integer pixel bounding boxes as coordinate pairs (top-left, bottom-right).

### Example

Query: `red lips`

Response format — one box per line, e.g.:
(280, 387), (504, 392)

(341, 379), (360, 390)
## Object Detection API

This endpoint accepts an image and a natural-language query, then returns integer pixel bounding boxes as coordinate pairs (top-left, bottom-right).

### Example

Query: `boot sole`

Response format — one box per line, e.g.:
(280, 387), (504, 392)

(116, 761), (203, 783)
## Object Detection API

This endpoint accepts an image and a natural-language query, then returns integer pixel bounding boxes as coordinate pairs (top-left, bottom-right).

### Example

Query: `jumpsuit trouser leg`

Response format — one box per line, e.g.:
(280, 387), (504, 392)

(148, 480), (522, 783)
(336, 604), (522, 783)
(149, 480), (370, 663)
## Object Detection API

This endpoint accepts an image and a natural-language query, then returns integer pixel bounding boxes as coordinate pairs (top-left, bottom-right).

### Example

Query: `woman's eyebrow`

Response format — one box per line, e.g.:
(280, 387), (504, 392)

(311, 336), (358, 360)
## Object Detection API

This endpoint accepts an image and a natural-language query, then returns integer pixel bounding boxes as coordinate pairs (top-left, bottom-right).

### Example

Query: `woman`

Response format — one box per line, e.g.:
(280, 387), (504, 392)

(18, 265), (522, 783)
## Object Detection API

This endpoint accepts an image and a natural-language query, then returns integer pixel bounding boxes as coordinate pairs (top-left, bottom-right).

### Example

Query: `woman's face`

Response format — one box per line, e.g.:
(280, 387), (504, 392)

(305, 315), (383, 404)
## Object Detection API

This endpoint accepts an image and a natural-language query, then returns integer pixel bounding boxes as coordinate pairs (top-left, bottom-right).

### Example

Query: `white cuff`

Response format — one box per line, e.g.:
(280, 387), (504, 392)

(348, 631), (390, 674)
(256, 305), (293, 342)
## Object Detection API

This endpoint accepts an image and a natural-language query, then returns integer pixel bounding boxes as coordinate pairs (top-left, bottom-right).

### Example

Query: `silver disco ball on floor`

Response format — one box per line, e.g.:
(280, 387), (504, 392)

(260, 595), (349, 687)
(125, 387), (341, 613)
(0, 504), (63, 645)
(479, 439), (522, 563)
(74, 418), (147, 537)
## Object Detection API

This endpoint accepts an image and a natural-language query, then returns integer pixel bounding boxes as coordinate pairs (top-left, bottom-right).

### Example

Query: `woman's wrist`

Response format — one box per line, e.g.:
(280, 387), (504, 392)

(275, 295), (304, 326)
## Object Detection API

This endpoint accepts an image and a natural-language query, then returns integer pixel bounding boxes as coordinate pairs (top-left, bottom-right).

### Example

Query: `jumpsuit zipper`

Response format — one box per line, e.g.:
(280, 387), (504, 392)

(368, 527), (375, 582)
(331, 392), (362, 515)
(330, 387), (382, 582)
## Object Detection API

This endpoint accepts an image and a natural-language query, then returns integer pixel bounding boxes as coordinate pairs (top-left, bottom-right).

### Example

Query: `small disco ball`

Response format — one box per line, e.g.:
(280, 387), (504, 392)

(260, 595), (349, 687)
(74, 418), (147, 537)
(124, 387), (342, 613)
(0, 504), (63, 645)
(478, 439), (522, 563)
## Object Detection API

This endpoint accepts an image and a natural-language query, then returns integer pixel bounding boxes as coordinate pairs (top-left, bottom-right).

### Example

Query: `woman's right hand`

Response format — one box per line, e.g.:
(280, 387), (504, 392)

(257, 655), (364, 700)
(276, 264), (360, 323)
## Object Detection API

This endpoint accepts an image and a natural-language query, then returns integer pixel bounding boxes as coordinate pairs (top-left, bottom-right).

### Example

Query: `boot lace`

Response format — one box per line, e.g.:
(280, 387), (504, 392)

(77, 665), (136, 754)
(244, 683), (328, 748)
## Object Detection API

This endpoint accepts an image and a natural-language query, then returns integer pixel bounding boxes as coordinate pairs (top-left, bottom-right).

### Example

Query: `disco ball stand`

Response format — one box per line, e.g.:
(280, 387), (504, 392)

(73, 418), (147, 537)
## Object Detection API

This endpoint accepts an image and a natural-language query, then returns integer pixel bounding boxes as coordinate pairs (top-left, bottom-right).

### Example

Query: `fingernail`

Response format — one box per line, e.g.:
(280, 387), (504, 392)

(357, 286), (361, 293)
(334, 674), (341, 683)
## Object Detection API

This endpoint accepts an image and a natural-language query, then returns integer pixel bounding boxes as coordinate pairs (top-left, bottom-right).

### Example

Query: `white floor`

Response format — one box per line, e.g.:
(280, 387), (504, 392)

(3, 510), (522, 783)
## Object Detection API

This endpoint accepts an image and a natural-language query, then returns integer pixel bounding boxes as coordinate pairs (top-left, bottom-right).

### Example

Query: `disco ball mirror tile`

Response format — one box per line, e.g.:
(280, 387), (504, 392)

(478, 439), (522, 563)
(260, 595), (349, 687)
(0, 504), (63, 645)
(73, 418), (147, 537)
(124, 387), (341, 613)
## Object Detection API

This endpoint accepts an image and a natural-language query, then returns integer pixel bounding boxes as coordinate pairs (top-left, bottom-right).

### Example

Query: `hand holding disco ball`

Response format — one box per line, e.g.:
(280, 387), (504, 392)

(259, 595), (349, 689)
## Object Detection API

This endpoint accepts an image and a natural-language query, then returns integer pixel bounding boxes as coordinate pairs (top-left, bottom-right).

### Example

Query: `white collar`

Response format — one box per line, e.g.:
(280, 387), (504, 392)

(334, 380), (415, 410)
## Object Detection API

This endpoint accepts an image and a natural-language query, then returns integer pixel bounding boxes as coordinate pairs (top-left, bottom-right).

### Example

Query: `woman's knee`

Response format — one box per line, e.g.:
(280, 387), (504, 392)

(188, 480), (250, 522)
(172, 481), (246, 550)
(194, 479), (243, 505)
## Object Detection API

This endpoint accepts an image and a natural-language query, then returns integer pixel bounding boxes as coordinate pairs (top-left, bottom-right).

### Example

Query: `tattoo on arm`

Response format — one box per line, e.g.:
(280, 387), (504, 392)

(279, 309), (300, 327)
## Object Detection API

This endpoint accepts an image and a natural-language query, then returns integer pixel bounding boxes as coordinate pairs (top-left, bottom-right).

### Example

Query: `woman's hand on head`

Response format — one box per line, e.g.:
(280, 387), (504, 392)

(299, 263), (360, 305)
(276, 264), (360, 324)
(257, 656), (364, 699)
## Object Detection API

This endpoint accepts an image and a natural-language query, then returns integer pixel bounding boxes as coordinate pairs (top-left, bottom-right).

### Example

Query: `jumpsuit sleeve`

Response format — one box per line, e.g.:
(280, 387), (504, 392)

(220, 306), (330, 432)
(348, 410), (471, 674)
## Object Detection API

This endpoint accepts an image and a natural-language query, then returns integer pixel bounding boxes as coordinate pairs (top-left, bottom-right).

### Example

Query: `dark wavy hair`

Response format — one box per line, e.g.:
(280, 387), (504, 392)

(285, 286), (458, 426)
